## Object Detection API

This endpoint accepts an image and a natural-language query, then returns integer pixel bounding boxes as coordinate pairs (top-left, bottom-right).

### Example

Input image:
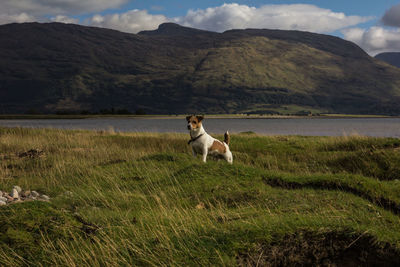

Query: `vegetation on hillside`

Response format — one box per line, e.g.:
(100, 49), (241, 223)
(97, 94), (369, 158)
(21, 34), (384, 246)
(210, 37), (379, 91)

(2, 22), (400, 115)
(1, 127), (400, 265)
(375, 52), (400, 68)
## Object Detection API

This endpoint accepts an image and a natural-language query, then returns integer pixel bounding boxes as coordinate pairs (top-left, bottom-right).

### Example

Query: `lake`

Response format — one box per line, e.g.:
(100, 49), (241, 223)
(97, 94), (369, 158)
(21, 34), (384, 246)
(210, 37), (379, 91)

(0, 117), (399, 137)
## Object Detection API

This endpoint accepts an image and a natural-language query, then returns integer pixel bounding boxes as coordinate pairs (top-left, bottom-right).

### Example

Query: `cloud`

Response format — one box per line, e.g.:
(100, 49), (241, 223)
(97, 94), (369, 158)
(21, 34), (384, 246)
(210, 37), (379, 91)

(86, 9), (169, 33)
(51, 15), (79, 24)
(0, 0), (127, 17)
(342, 27), (400, 55)
(84, 3), (371, 34)
(0, 2), (373, 35)
(176, 3), (372, 33)
(0, 13), (36, 24)
(382, 3), (400, 27)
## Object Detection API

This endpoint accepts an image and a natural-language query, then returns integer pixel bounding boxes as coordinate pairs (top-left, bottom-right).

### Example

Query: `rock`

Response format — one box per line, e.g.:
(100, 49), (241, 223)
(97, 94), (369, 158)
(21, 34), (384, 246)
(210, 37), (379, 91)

(40, 195), (50, 201)
(0, 200), (6, 206)
(31, 191), (40, 197)
(0, 191), (3, 197)
(21, 190), (31, 198)
(13, 185), (22, 193)
(10, 189), (19, 199)
(0, 196), (7, 202)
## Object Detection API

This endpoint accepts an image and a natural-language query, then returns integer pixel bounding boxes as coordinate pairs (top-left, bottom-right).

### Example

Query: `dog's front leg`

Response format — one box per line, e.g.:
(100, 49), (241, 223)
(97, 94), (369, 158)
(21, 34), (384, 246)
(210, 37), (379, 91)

(192, 147), (197, 158)
(201, 147), (208, 163)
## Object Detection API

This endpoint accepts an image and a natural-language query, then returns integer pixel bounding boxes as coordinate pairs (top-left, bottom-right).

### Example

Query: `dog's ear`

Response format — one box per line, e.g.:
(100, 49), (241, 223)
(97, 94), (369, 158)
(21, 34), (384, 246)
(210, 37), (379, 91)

(196, 115), (204, 122)
(186, 115), (192, 122)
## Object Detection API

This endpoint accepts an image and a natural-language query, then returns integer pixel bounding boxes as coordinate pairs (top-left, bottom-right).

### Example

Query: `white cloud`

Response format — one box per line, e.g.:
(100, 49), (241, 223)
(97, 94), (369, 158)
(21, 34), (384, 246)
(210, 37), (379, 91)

(86, 9), (169, 33)
(83, 3), (371, 34)
(0, 0), (127, 17)
(0, 2), (373, 36)
(342, 27), (400, 55)
(51, 15), (79, 24)
(382, 3), (400, 27)
(0, 13), (36, 24)
(176, 3), (372, 33)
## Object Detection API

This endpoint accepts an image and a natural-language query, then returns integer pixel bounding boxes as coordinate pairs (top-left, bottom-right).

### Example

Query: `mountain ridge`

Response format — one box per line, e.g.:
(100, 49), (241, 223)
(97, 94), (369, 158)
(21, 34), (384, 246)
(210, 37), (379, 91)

(1, 22), (400, 115)
(375, 52), (400, 68)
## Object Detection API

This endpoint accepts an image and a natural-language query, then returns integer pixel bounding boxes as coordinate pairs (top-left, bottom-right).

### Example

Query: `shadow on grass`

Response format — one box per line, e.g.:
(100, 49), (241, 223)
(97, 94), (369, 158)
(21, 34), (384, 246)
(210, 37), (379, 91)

(262, 176), (400, 215)
(237, 230), (400, 266)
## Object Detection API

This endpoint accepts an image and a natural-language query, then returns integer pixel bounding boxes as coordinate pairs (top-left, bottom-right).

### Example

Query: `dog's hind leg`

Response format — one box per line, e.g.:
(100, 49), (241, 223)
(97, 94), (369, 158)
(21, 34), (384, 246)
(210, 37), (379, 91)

(224, 151), (233, 164)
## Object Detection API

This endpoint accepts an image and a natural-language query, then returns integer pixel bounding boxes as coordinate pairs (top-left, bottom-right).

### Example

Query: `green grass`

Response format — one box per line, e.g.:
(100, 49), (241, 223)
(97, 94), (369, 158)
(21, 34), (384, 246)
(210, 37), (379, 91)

(1, 127), (400, 265)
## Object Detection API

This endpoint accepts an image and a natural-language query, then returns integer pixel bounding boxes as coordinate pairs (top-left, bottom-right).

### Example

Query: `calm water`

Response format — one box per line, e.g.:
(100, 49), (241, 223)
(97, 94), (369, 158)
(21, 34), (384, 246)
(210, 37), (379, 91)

(0, 118), (399, 137)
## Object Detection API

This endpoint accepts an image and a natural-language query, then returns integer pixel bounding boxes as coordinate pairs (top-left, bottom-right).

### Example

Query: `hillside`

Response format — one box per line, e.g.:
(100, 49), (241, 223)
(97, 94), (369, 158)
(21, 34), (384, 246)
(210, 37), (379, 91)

(375, 52), (400, 68)
(1, 22), (400, 114)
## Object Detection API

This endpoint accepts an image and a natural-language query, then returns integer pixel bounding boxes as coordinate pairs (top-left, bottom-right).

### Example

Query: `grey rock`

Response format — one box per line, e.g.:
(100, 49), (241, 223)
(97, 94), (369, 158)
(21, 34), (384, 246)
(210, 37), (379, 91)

(10, 189), (19, 199)
(0, 197), (7, 202)
(40, 195), (50, 201)
(21, 190), (31, 198)
(0, 191), (3, 197)
(13, 185), (22, 193)
(31, 191), (40, 197)
(0, 200), (6, 206)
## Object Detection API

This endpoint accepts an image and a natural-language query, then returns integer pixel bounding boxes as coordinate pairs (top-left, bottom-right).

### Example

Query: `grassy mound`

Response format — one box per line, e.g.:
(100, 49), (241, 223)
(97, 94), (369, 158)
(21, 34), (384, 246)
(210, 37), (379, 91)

(1, 127), (400, 265)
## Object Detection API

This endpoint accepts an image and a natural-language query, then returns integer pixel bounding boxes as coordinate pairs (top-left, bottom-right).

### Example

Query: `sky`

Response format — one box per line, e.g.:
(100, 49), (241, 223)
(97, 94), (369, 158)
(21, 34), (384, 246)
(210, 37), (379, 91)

(1, 0), (400, 55)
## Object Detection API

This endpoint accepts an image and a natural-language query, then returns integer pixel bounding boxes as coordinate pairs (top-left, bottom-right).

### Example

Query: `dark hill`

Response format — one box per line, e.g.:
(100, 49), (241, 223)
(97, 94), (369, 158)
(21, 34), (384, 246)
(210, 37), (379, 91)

(375, 52), (400, 68)
(1, 22), (400, 115)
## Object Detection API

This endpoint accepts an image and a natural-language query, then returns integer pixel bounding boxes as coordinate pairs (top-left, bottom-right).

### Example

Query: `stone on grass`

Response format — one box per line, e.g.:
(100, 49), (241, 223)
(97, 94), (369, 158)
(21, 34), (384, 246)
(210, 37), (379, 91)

(31, 191), (40, 198)
(21, 190), (31, 198)
(13, 185), (22, 193)
(11, 189), (19, 199)
(0, 197), (7, 202)
(0, 200), (6, 206)
(40, 195), (50, 201)
(0, 191), (3, 197)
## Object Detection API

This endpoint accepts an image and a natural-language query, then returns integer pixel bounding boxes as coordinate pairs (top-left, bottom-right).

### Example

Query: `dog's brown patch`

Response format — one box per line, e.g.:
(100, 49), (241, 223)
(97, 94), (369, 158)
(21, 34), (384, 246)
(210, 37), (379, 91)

(186, 115), (203, 129)
(210, 140), (226, 153)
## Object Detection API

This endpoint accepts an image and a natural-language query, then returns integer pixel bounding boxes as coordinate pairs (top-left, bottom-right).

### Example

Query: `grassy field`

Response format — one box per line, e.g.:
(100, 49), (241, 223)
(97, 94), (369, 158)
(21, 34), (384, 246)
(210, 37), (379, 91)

(1, 127), (400, 266)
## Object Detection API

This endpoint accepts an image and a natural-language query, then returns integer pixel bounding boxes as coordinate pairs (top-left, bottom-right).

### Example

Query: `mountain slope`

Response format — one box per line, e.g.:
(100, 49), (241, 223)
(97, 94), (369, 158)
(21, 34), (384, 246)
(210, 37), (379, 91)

(1, 22), (400, 114)
(375, 52), (400, 68)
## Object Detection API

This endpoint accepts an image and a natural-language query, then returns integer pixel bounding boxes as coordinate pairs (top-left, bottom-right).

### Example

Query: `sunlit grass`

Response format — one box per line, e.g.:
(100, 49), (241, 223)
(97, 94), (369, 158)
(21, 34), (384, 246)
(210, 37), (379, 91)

(1, 127), (400, 265)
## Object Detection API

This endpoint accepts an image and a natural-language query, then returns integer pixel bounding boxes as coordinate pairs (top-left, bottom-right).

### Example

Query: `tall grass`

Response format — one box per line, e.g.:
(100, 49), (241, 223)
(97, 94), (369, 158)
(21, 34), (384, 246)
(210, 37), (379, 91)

(1, 127), (400, 266)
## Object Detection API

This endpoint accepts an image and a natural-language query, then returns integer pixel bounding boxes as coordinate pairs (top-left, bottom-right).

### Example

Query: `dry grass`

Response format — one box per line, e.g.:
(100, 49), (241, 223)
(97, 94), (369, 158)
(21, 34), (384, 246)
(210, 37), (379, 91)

(1, 127), (400, 266)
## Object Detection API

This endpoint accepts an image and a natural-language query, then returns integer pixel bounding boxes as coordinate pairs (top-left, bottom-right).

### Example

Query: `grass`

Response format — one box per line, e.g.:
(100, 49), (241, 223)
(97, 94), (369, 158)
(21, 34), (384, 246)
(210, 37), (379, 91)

(1, 127), (400, 265)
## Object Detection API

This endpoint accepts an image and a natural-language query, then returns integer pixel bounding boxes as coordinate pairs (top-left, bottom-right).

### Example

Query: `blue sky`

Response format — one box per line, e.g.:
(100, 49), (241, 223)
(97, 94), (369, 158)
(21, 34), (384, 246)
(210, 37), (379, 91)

(1, 0), (400, 55)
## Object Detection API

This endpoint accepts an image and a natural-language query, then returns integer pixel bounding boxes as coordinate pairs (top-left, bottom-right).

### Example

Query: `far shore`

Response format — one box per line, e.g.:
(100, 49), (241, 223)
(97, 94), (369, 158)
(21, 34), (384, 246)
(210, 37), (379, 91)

(0, 114), (395, 120)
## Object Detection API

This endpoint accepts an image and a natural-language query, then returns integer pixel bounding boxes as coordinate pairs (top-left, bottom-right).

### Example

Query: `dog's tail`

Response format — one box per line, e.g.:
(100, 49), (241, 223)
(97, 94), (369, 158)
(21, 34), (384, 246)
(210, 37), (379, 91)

(224, 131), (230, 145)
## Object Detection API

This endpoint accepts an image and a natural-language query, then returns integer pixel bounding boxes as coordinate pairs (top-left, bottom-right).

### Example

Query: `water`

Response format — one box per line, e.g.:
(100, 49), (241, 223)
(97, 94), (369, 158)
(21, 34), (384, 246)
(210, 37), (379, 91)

(0, 117), (399, 137)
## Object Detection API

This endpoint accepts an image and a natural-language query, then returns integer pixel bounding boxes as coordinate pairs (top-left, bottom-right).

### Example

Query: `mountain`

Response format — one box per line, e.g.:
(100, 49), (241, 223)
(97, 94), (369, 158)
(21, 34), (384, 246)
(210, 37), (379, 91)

(375, 52), (400, 68)
(1, 22), (400, 115)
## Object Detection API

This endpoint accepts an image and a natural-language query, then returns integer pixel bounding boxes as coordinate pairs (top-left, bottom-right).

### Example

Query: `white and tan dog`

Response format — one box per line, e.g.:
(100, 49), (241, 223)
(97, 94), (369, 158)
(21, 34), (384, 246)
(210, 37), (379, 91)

(186, 115), (233, 164)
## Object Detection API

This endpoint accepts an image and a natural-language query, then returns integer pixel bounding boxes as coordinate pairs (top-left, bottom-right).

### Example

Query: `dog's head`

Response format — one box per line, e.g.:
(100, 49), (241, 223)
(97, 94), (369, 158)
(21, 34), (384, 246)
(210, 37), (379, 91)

(186, 115), (204, 130)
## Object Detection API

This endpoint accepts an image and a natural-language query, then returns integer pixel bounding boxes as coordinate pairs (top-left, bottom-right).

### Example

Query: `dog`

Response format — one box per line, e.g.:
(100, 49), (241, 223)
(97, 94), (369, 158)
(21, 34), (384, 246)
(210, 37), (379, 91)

(186, 115), (233, 164)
